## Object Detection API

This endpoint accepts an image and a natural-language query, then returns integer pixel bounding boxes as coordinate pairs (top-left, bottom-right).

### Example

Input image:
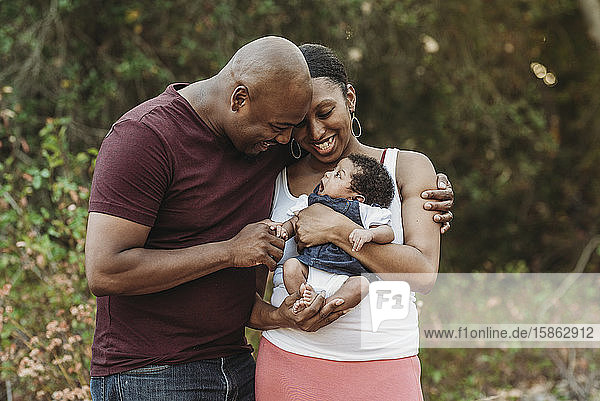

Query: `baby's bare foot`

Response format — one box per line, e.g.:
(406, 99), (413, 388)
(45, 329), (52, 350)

(292, 299), (306, 314)
(302, 286), (317, 306)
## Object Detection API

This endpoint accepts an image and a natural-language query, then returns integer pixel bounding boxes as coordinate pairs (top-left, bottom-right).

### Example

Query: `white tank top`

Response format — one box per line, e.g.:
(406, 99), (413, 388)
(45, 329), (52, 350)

(262, 148), (419, 361)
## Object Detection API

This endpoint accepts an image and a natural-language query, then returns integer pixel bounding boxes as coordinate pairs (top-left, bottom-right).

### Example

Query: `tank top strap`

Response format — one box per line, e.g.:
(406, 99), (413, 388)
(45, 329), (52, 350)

(380, 148), (403, 244)
(381, 148), (399, 180)
(380, 148), (387, 164)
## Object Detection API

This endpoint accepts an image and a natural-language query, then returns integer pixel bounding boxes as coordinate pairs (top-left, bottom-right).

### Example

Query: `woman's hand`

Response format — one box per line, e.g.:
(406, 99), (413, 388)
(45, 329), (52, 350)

(294, 203), (358, 250)
(421, 173), (454, 234)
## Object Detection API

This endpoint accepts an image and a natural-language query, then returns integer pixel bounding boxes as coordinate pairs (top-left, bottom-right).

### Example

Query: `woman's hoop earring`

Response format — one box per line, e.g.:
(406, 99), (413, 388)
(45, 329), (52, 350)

(351, 112), (362, 138)
(290, 138), (302, 159)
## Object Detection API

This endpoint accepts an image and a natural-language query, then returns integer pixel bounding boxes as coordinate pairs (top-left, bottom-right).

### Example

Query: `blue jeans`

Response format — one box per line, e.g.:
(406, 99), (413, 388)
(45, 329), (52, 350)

(90, 353), (255, 401)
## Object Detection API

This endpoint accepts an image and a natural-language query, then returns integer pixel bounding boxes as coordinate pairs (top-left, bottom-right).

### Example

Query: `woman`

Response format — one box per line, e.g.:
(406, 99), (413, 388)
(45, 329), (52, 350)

(255, 44), (449, 400)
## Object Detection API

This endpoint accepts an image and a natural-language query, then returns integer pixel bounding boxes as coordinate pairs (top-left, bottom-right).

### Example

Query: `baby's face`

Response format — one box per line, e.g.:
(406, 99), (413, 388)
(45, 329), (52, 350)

(317, 158), (361, 200)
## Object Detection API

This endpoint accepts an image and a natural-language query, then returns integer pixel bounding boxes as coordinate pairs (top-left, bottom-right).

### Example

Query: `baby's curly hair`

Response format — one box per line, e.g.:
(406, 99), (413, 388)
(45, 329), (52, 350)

(347, 153), (395, 208)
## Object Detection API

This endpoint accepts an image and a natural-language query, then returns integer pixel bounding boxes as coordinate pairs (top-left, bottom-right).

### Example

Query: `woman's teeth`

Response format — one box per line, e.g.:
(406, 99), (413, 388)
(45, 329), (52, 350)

(315, 136), (334, 151)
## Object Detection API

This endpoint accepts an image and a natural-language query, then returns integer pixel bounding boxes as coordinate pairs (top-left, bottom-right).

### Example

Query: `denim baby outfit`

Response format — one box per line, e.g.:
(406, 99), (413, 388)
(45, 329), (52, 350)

(295, 187), (390, 277)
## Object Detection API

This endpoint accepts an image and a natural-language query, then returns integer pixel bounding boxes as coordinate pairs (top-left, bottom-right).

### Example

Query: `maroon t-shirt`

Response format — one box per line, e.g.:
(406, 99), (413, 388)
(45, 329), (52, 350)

(88, 83), (291, 376)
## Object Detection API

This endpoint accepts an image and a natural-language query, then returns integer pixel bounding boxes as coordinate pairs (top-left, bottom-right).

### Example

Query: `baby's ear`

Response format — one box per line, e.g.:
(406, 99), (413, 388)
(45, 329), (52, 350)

(354, 194), (365, 203)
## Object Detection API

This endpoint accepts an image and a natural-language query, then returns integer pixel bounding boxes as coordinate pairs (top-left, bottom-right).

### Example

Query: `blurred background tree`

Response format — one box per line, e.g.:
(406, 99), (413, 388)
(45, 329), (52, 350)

(1, 0), (599, 399)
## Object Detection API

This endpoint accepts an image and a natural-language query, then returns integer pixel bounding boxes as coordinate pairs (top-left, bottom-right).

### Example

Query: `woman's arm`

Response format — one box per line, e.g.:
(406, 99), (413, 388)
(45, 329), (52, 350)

(295, 151), (440, 293)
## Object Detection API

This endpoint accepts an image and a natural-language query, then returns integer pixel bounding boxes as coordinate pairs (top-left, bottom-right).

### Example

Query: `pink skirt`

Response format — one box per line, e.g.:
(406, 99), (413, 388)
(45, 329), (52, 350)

(255, 337), (424, 401)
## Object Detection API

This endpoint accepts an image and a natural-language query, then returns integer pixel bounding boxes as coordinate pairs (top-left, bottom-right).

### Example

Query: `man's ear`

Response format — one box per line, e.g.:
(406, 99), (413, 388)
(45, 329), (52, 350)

(231, 85), (249, 112)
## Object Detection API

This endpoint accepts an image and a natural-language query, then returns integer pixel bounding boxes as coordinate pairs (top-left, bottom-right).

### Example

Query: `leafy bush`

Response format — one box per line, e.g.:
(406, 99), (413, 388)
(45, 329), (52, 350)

(1, 95), (95, 399)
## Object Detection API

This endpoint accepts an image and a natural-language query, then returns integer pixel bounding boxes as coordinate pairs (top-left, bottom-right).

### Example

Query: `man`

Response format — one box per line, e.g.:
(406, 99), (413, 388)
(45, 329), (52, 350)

(85, 36), (339, 400)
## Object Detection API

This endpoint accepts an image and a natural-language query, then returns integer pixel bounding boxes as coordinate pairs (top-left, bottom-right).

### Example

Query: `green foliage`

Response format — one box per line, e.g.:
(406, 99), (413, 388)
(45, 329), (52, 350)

(421, 348), (600, 400)
(1, 0), (600, 399)
(1, 94), (95, 399)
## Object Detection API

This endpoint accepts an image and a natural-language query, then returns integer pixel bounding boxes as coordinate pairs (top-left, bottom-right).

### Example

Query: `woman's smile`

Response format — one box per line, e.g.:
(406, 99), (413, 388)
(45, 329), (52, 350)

(311, 135), (337, 154)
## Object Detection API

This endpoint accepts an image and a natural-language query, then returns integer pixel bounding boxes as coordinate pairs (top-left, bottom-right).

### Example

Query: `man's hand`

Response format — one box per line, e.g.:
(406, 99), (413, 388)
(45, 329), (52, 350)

(248, 283), (349, 332)
(227, 220), (285, 271)
(275, 284), (347, 332)
(421, 173), (454, 234)
(295, 204), (356, 251)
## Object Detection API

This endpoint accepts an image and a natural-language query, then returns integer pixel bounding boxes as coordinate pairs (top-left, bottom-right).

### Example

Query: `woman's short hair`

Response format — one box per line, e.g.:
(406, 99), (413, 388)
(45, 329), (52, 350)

(299, 43), (348, 96)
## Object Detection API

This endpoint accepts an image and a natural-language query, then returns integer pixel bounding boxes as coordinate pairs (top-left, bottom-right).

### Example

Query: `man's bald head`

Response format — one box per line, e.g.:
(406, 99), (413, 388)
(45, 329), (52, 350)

(204, 36), (312, 155)
(178, 37), (312, 154)
(223, 36), (312, 102)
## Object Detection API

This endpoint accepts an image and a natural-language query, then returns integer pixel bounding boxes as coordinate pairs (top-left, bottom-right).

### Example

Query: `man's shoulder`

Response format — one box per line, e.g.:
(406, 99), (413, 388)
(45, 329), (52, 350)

(105, 118), (160, 143)
(106, 84), (205, 145)
(117, 84), (182, 125)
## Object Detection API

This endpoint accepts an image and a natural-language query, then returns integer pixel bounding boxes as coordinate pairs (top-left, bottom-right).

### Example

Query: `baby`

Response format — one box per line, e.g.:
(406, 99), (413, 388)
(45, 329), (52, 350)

(276, 153), (396, 312)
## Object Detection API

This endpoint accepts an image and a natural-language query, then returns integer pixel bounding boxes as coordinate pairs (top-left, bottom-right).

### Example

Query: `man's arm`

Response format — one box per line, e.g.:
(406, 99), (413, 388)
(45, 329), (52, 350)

(85, 212), (284, 296)
(255, 264), (270, 298)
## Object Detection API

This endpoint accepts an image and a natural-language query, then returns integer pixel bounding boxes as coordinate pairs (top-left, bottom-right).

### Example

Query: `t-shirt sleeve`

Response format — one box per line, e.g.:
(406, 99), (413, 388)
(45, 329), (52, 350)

(89, 119), (172, 227)
(359, 204), (393, 229)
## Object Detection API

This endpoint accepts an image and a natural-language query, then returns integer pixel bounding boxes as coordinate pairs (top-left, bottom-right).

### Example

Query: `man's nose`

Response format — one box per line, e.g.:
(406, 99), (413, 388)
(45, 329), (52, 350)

(274, 128), (293, 144)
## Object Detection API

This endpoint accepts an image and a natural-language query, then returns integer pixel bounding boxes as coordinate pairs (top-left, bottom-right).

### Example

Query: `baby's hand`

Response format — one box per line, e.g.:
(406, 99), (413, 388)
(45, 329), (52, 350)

(349, 229), (374, 252)
(276, 225), (289, 240)
(267, 222), (288, 240)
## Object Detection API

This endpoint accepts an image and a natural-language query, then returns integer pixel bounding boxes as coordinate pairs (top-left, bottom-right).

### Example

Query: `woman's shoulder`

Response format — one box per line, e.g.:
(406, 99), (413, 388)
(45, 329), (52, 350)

(360, 146), (431, 166)
(394, 150), (436, 191)
(395, 150), (435, 169)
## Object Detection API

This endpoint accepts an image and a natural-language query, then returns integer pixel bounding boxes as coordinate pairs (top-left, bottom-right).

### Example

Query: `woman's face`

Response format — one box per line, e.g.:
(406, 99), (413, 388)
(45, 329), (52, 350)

(292, 77), (356, 164)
